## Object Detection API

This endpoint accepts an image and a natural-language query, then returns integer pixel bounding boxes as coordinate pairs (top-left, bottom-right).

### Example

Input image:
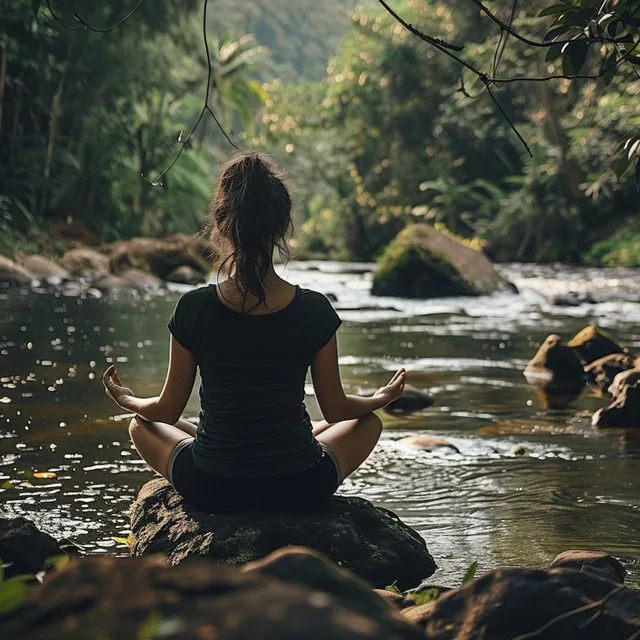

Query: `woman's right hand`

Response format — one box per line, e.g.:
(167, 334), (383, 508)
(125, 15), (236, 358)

(373, 368), (407, 408)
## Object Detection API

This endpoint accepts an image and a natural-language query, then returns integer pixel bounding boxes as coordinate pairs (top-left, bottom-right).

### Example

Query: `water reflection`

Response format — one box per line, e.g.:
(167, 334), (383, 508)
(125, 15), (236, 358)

(1, 263), (639, 587)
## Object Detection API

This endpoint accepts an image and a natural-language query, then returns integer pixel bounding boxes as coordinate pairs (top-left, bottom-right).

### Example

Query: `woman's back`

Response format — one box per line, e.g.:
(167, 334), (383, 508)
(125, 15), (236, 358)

(169, 283), (341, 478)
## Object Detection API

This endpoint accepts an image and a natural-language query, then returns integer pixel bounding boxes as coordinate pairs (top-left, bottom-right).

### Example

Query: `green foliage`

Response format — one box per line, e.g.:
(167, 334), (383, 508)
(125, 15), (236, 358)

(587, 222), (640, 267)
(384, 584), (401, 594)
(0, 1), (267, 245)
(461, 561), (478, 586)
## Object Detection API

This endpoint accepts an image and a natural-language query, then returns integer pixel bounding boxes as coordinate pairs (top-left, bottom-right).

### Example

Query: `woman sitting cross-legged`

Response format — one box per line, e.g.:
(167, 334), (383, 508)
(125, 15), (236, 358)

(102, 151), (407, 513)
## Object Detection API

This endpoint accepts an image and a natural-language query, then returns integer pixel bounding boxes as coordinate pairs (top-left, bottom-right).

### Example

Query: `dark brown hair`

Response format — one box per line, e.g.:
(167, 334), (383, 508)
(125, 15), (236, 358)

(210, 151), (293, 309)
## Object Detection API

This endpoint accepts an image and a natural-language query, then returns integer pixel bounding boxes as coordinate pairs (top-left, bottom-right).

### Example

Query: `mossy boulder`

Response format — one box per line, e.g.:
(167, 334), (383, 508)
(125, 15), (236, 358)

(371, 224), (505, 299)
(130, 478), (436, 590)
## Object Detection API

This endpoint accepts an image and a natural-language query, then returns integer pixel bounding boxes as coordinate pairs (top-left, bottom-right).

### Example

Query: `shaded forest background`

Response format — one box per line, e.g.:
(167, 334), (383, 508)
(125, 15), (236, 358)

(1, 0), (639, 265)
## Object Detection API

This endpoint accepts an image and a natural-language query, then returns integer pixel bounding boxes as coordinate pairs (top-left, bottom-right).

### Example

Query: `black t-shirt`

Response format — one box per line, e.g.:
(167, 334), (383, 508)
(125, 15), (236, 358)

(168, 284), (342, 478)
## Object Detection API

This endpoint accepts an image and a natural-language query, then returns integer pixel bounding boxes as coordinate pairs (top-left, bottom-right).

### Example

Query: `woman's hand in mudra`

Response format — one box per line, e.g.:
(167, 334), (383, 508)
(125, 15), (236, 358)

(373, 368), (407, 408)
(102, 365), (135, 411)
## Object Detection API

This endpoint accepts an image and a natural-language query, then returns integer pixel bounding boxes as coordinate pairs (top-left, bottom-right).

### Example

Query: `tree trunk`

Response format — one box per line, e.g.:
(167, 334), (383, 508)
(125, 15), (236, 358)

(534, 77), (585, 199)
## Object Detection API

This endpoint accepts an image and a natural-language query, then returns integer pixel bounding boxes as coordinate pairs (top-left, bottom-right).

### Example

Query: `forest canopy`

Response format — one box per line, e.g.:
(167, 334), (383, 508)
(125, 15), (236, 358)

(1, 0), (639, 265)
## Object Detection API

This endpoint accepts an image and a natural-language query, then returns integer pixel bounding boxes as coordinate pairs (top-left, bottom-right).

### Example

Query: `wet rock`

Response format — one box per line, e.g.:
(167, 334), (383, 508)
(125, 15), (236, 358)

(59, 247), (110, 277)
(0, 256), (34, 285)
(549, 550), (626, 583)
(524, 335), (586, 405)
(567, 324), (627, 365)
(165, 264), (206, 285)
(592, 378), (640, 429)
(422, 567), (640, 639)
(584, 352), (636, 396)
(510, 444), (531, 456)
(371, 224), (505, 299)
(0, 516), (63, 579)
(0, 554), (423, 640)
(108, 235), (211, 280)
(326, 292), (338, 302)
(609, 367), (640, 398)
(547, 291), (596, 307)
(21, 255), (69, 280)
(130, 478), (436, 590)
(397, 435), (460, 454)
(386, 385), (434, 416)
(93, 269), (162, 292)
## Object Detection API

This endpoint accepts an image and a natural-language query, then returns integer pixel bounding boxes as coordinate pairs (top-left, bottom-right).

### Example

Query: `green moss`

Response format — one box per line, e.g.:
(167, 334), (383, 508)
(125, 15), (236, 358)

(372, 226), (478, 298)
(221, 527), (260, 565)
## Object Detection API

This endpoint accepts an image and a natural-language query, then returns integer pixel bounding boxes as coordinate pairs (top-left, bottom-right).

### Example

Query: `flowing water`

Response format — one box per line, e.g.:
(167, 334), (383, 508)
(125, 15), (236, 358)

(1, 262), (639, 588)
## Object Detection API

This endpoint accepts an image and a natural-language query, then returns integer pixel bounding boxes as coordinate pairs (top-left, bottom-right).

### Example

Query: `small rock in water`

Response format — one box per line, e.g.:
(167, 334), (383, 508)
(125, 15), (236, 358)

(547, 292), (596, 307)
(385, 385), (434, 416)
(584, 353), (636, 396)
(21, 255), (69, 280)
(397, 435), (460, 454)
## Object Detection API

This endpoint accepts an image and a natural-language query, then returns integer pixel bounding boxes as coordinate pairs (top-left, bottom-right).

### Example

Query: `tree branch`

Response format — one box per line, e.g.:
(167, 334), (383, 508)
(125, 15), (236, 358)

(46, 0), (143, 33)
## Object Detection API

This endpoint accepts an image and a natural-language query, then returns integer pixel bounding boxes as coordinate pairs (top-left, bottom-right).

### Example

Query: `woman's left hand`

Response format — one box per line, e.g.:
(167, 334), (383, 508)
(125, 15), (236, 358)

(102, 365), (135, 411)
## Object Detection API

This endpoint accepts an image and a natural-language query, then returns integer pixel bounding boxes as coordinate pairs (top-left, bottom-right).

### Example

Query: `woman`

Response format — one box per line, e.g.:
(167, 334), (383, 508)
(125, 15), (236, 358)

(103, 151), (406, 512)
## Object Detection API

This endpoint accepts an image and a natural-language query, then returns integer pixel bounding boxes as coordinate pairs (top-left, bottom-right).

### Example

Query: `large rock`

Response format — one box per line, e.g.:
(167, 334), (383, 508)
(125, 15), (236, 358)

(166, 264), (206, 285)
(421, 567), (639, 639)
(567, 324), (627, 365)
(108, 234), (211, 280)
(59, 247), (110, 276)
(0, 552), (424, 640)
(21, 255), (69, 280)
(0, 256), (34, 285)
(584, 352), (636, 396)
(524, 335), (586, 407)
(130, 478), (436, 590)
(93, 269), (163, 293)
(371, 224), (505, 298)
(0, 516), (63, 579)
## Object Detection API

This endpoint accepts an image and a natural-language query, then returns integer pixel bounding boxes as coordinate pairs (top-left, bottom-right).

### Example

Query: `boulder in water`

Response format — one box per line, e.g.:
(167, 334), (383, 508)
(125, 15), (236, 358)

(0, 256), (35, 286)
(371, 224), (505, 299)
(0, 516), (63, 579)
(166, 264), (206, 285)
(584, 352), (636, 396)
(21, 255), (69, 280)
(592, 372), (640, 429)
(59, 247), (110, 277)
(359, 384), (433, 416)
(0, 551), (424, 640)
(567, 324), (627, 365)
(93, 269), (162, 292)
(524, 335), (586, 406)
(130, 478), (436, 590)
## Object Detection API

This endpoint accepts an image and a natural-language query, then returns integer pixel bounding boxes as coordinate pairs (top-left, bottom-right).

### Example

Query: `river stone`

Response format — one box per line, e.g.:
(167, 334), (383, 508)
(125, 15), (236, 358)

(59, 247), (110, 276)
(0, 256), (34, 285)
(0, 554), (424, 640)
(422, 567), (640, 639)
(396, 435), (460, 454)
(584, 353), (636, 396)
(21, 255), (69, 280)
(358, 384), (433, 416)
(371, 224), (505, 298)
(165, 264), (206, 285)
(592, 379), (640, 429)
(130, 478), (436, 590)
(567, 324), (627, 365)
(0, 516), (63, 579)
(549, 550), (626, 583)
(609, 367), (640, 398)
(524, 334), (586, 403)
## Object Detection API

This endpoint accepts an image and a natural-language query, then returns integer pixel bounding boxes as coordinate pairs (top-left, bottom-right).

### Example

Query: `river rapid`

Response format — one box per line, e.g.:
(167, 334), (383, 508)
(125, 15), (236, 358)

(1, 262), (639, 587)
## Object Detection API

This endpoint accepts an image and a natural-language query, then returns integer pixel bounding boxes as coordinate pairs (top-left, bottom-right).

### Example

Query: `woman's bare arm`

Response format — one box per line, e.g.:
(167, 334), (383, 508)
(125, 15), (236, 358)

(102, 337), (196, 424)
(311, 335), (406, 423)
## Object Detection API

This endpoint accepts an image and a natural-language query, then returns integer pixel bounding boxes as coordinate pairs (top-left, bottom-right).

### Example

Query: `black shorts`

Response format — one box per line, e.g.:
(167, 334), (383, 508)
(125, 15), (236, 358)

(168, 439), (342, 513)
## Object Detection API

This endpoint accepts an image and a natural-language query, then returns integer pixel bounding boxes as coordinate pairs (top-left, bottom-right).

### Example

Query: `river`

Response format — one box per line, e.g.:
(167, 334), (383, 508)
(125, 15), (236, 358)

(1, 262), (639, 588)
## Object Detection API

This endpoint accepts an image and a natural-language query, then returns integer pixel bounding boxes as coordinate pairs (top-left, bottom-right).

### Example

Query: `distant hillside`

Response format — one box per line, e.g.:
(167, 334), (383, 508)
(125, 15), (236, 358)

(214, 0), (362, 79)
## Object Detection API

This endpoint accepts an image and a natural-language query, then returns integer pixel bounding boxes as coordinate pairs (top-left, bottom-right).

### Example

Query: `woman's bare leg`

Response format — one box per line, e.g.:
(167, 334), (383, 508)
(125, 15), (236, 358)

(315, 413), (382, 479)
(128, 417), (192, 479)
(173, 418), (197, 437)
